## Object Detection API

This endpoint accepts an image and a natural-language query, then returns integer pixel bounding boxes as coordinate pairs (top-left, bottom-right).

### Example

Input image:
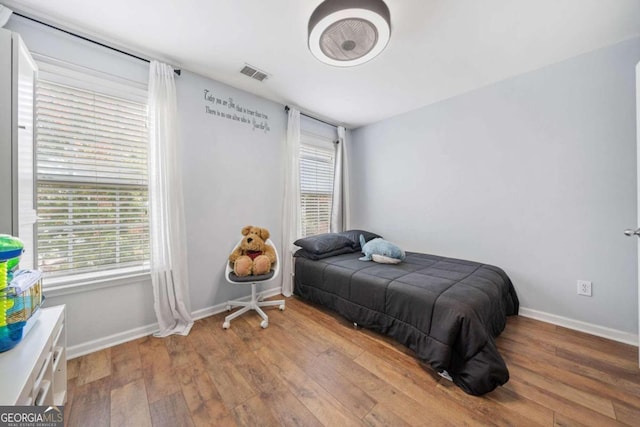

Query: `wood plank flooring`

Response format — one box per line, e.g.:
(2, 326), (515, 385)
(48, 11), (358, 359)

(64, 296), (640, 426)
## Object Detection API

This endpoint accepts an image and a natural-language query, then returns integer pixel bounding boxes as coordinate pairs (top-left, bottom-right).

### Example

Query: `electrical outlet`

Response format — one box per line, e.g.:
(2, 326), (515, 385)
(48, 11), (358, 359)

(577, 280), (592, 297)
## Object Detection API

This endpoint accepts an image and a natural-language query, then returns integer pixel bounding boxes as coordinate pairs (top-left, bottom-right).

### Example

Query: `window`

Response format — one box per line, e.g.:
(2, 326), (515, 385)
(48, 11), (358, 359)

(299, 133), (335, 237)
(35, 63), (149, 279)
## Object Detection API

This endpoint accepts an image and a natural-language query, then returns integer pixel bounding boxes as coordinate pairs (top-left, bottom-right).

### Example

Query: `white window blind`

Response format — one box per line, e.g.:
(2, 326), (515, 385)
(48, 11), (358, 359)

(299, 136), (335, 237)
(35, 71), (150, 278)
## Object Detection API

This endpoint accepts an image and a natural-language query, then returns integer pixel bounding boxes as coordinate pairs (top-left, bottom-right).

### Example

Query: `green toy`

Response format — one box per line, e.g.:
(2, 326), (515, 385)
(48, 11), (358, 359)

(0, 235), (24, 328)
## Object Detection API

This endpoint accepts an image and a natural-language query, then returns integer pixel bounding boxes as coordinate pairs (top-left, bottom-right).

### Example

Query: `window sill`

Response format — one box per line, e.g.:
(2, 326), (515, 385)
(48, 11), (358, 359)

(43, 267), (151, 298)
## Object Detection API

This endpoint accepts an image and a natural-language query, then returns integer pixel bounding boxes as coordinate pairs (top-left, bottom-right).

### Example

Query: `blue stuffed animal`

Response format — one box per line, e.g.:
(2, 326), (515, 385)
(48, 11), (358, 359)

(359, 235), (406, 264)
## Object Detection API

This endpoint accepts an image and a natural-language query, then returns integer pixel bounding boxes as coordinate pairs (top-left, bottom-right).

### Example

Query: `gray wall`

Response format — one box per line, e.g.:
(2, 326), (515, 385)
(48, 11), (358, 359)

(177, 71), (285, 313)
(6, 15), (287, 350)
(351, 37), (640, 334)
(301, 114), (337, 139)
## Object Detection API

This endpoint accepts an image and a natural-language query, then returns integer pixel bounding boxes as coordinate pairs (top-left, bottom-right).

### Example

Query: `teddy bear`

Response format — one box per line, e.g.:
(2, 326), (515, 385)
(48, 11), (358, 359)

(228, 225), (276, 276)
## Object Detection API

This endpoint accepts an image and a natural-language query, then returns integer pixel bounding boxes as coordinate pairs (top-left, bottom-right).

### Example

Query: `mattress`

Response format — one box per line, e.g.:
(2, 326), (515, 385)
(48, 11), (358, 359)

(294, 251), (519, 395)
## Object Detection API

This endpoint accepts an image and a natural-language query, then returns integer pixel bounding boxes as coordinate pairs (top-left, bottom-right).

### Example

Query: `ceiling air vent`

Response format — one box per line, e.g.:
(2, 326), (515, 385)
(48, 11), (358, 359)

(240, 64), (268, 82)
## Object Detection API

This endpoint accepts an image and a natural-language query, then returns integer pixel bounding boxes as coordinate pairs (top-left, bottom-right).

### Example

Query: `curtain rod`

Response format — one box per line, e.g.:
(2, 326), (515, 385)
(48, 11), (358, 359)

(284, 105), (338, 128)
(13, 12), (181, 76)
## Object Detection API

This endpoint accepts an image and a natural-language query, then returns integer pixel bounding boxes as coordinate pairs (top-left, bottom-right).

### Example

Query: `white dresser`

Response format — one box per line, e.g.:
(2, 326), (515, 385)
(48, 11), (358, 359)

(0, 305), (67, 405)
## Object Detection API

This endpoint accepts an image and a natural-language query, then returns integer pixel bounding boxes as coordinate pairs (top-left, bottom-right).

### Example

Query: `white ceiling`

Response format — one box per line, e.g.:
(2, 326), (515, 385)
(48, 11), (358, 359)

(4, 0), (640, 128)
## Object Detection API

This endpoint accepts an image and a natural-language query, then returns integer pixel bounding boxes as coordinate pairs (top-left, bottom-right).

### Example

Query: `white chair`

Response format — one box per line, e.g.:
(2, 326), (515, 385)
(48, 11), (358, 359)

(222, 238), (285, 329)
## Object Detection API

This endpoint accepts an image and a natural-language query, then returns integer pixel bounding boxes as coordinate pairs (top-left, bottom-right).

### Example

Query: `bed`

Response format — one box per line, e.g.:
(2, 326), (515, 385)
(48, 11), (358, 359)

(293, 230), (519, 396)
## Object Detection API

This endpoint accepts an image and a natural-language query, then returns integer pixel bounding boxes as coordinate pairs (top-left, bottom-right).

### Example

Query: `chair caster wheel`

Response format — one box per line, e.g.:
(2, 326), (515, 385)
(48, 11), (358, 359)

(222, 321), (230, 329)
(260, 320), (268, 329)
(279, 304), (285, 311)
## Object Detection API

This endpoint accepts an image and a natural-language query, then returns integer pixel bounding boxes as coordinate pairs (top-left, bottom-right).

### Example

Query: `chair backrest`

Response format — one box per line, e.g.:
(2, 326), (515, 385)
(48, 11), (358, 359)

(225, 238), (280, 284)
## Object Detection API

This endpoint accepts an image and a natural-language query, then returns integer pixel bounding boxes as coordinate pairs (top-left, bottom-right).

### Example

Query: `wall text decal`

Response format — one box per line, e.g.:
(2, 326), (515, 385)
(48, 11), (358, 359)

(203, 89), (271, 133)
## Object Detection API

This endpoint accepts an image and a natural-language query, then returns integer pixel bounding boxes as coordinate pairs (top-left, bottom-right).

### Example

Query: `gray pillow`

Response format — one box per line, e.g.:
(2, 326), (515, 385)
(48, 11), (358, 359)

(293, 233), (357, 255)
(293, 246), (356, 260)
(337, 230), (382, 249)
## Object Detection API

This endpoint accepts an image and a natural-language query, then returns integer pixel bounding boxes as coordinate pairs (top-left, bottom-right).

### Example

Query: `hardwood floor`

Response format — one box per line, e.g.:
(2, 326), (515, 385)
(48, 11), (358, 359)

(64, 296), (640, 426)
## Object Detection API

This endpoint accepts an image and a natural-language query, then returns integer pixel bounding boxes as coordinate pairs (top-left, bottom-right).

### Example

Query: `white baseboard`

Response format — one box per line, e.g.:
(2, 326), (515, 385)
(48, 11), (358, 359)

(70, 292), (636, 358)
(67, 286), (284, 359)
(190, 286), (283, 321)
(67, 323), (159, 359)
(519, 307), (638, 346)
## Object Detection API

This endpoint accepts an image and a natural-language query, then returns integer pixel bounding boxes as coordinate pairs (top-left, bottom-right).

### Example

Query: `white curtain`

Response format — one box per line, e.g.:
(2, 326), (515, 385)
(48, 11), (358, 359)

(148, 61), (193, 337)
(281, 108), (301, 297)
(330, 126), (350, 232)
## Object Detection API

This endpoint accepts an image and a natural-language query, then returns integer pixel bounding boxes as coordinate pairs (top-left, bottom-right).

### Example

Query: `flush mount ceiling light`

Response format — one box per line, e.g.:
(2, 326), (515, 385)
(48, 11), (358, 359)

(308, 0), (391, 67)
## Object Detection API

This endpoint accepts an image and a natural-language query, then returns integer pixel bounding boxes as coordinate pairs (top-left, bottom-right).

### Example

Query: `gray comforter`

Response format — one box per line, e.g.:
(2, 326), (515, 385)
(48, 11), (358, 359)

(294, 251), (519, 395)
